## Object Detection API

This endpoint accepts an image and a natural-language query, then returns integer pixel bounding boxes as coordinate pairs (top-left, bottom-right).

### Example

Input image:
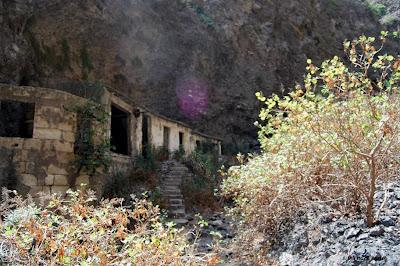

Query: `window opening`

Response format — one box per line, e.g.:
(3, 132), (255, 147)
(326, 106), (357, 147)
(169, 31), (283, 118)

(0, 100), (35, 138)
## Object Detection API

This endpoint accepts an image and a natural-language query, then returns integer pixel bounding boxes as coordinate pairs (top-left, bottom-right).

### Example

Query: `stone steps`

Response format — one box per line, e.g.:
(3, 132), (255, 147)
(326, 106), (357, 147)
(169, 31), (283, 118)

(169, 199), (184, 205)
(169, 208), (186, 218)
(159, 160), (191, 219)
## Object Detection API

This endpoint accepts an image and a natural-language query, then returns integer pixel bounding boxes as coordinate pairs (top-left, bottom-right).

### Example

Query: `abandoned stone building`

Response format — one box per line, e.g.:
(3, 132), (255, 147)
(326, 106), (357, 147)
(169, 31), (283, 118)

(0, 84), (222, 197)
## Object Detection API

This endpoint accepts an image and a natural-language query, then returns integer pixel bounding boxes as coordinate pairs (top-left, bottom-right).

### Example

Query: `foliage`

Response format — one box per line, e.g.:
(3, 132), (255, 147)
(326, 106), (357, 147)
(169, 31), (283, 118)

(148, 186), (167, 210)
(381, 13), (399, 26)
(73, 101), (111, 176)
(103, 148), (161, 205)
(61, 80), (106, 103)
(0, 189), (213, 265)
(102, 171), (134, 200)
(186, 149), (220, 180)
(367, 2), (387, 18)
(153, 146), (170, 162)
(81, 80), (107, 103)
(221, 140), (252, 156)
(80, 44), (94, 79)
(172, 145), (185, 161)
(135, 145), (157, 171)
(182, 149), (223, 212)
(221, 32), (400, 258)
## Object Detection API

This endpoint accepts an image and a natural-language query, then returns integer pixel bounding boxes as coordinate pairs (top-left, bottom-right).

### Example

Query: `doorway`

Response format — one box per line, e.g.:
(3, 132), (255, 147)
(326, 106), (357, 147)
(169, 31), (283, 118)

(110, 104), (130, 155)
(163, 126), (170, 151)
(142, 115), (150, 157)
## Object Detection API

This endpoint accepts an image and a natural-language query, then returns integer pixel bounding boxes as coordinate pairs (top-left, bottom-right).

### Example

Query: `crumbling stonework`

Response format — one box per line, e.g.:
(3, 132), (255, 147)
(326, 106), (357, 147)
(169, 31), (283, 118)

(0, 84), (85, 196)
(0, 84), (222, 197)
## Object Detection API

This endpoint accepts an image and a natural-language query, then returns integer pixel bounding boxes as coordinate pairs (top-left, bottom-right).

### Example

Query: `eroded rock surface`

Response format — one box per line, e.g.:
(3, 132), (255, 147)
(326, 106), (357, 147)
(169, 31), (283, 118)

(0, 0), (395, 145)
(273, 181), (400, 266)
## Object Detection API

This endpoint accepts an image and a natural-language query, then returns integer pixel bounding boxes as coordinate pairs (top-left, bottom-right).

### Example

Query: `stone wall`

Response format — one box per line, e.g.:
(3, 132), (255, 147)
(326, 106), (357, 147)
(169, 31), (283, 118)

(0, 84), (221, 198)
(0, 84), (86, 196)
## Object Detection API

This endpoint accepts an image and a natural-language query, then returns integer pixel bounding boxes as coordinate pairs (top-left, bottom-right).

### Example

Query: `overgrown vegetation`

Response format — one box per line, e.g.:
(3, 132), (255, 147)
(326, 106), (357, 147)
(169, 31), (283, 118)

(367, 2), (387, 18)
(221, 140), (252, 156)
(182, 144), (223, 213)
(221, 32), (400, 260)
(102, 146), (168, 208)
(61, 80), (106, 103)
(0, 188), (216, 265)
(80, 44), (94, 79)
(73, 101), (111, 177)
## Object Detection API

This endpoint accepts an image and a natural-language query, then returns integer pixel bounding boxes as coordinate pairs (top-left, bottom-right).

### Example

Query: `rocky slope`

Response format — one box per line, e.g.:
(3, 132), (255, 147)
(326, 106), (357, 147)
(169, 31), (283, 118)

(0, 0), (394, 147)
(273, 181), (400, 266)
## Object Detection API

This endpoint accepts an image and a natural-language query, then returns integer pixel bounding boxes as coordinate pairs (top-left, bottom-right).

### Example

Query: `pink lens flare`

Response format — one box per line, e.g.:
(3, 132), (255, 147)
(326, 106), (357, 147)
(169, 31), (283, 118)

(176, 76), (209, 120)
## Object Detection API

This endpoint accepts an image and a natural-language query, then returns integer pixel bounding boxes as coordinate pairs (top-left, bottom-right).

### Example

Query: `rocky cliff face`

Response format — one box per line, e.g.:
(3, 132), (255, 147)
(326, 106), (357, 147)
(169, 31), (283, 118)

(0, 0), (393, 149)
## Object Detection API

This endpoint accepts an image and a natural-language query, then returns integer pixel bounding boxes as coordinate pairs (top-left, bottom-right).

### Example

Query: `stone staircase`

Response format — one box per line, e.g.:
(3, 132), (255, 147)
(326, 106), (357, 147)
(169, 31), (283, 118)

(160, 160), (190, 224)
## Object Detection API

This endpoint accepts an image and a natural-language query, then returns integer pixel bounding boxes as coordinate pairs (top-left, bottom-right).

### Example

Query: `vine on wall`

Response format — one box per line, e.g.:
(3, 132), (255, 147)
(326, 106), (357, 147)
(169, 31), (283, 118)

(73, 101), (111, 176)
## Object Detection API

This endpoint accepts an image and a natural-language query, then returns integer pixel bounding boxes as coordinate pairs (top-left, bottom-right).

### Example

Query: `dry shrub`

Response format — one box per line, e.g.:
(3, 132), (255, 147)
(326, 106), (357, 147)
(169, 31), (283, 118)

(0, 188), (215, 265)
(221, 32), (400, 259)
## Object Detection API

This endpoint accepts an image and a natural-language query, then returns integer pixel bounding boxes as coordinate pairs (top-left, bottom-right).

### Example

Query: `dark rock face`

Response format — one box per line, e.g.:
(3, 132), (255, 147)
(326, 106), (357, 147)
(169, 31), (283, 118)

(0, 0), (34, 85)
(273, 181), (400, 266)
(0, 0), (388, 144)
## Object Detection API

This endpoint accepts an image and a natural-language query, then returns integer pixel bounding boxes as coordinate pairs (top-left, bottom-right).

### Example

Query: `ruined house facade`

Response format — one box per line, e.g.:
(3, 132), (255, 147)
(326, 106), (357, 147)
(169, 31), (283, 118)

(0, 84), (222, 197)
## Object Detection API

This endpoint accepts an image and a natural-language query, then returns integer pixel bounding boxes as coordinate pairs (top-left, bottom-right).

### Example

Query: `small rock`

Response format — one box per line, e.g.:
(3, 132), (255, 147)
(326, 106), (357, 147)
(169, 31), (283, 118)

(353, 246), (367, 258)
(357, 233), (369, 241)
(369, 226), (384, 237)
(368, 247), (384, 260)
(379, 216), (396, 227)
(384, 227), (394, 233)
(312, 237), (321, 246)
(344, 228), (361, 239)
(173, 218), (189, 225)
(395, 192), (400, 200)
(320, 213), (334, 224)
(210, 219), (224, 227)
(279, 252), (294, 266)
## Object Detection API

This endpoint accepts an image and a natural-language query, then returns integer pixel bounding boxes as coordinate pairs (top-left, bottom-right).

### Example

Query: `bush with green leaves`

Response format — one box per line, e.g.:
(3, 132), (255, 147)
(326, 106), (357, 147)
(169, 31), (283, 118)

(221, 32), (400, 259)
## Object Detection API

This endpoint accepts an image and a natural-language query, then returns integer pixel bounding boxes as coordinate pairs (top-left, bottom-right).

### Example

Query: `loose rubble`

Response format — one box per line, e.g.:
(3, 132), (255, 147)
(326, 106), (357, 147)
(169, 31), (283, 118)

(273, 181), (400, 266)
(183, 212), (236, 256)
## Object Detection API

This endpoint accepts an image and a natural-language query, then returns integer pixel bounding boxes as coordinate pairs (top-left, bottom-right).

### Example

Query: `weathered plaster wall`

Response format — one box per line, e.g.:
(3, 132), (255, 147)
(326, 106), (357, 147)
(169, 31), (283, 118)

(102, 90), (141, 176)
(0, 84), (85, 196)
(147, 113), (222, 156)
(147, 114), (190, 154)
